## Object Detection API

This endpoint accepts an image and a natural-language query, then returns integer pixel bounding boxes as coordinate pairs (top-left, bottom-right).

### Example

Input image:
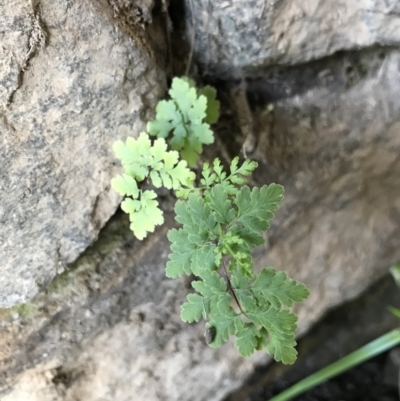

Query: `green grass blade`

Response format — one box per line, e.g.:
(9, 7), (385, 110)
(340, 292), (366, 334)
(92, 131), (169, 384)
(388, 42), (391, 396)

(388, 306), (400, 319)
(268, 328), (400, 401)
(390, 264), (400, 286)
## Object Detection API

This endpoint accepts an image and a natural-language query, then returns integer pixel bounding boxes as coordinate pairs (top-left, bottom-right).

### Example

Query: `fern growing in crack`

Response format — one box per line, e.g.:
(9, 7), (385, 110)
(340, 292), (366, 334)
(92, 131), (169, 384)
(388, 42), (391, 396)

(111, 77), (309, 363)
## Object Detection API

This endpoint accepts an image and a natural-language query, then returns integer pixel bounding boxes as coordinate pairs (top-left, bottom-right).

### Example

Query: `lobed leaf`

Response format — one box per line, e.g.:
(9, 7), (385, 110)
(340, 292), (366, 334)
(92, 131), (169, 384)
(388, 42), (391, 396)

(147, 77), (217, 166)
(235, 184), (284, 233)
(229, 157), (258, 180)
(235, 324), (259, 357)
(200, 270), (227, 294)
(191, 244), (218, 277)
(208, 184), (236, 224)
(121, 190), (164, 240)
(208, 312), (240, 348)
(267, 333), (298, 365)
(165, 160), (196, 189)
(166, 229), (196, 278)
(181, 293), (205, 323)
(248, 306), (298, 337)
(200, 162), (217, 187)
(111, 174), (139, 198)
(252, 268), (310, 309)
(216, 294), (233, 315)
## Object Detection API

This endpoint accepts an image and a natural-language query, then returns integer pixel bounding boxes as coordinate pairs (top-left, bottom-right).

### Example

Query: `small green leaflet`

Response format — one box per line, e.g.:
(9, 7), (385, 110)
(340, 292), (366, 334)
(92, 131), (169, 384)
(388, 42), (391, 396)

(189, 157), (259, 199)
(235, 324), (259, 357)
(181, 293), (205, 323)
(267, 332), (298, 365)
(208, 312), (241, 348)
(112, 133), (195, 191)
(252, 268), (310, 309)
(121, 190), (164, 240)
(111, 174), (139, 198)
(147, 77), (219, 167)
(208, 184), (236, 224)
(199, 86), (220, 124)
(235, 184), (284, 233)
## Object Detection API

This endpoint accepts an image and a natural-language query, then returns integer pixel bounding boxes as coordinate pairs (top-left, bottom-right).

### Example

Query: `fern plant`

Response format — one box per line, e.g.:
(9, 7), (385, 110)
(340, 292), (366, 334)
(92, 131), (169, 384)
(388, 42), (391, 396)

(111, 77), (309, 364)
(167, 157), (309, 363)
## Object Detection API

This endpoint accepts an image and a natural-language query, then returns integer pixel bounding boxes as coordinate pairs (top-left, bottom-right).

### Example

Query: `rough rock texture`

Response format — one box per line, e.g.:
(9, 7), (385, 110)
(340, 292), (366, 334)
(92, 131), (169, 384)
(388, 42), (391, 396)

(0, 211), (265, 401)
(190, 0), (400, 77)
(0, 0), (166, 306)
(1, 0), (400, 401)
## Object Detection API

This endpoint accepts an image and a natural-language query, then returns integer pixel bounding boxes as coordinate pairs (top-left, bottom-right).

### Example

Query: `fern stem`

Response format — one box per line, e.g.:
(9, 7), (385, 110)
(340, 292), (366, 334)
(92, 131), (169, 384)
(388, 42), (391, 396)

(223, 242), (238, 262)
(222, 258), (247, 317)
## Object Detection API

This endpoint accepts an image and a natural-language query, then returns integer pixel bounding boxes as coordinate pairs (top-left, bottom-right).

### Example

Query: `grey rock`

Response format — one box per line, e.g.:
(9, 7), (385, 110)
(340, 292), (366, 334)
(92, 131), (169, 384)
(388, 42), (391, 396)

(0, 0), (166, 307)
(189, 0), (400, 77)
(0, 211), (264, 401)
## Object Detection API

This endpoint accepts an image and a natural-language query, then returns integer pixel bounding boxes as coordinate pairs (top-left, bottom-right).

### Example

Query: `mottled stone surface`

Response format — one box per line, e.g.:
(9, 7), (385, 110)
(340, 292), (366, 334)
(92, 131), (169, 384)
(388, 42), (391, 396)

(0, 212), (264, 401)
(0, 0), (165, 307)
(190, 0), (400, 77)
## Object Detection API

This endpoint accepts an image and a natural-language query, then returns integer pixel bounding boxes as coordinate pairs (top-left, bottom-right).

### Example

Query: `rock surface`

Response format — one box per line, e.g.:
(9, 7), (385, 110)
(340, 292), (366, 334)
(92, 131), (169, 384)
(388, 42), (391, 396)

(0, 0), (165, 307)
(0, 211), (265, 401)
(1, 0), (400, 401)
(190, 0), (400, 77)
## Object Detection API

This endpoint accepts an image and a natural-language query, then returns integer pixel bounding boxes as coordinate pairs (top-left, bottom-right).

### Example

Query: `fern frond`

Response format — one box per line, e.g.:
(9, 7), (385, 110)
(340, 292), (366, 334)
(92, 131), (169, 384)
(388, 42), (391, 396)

(112, 133), (195, 240)
(167, 156), (309, 363)
(147, 77), (220, 167)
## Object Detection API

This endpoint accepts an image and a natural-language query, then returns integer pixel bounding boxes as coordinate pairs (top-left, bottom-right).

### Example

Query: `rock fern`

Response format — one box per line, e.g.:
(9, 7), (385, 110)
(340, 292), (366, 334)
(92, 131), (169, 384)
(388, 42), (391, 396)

(168, 158), (309, 363)
(111, 77), (309, 363)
